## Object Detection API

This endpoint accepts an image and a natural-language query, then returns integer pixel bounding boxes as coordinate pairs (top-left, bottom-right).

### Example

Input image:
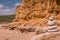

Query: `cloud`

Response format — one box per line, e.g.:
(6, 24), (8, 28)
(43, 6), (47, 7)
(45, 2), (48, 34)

(0, 4), (4, 9)
(4, 9), (11, 12)
(0, 2), (21, 15)
(0, 4), (15, 15)
(0, 8), (15, 15)
(15, 2), (21, 6)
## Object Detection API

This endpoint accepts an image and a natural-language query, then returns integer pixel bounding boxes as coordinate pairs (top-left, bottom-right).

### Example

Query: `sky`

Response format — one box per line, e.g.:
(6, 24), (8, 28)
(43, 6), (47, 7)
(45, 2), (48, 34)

(0, 0), (22, 15)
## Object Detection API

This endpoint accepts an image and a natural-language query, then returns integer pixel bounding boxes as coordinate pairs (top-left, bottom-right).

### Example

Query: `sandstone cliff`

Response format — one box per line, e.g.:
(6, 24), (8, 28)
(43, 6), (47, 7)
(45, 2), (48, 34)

(12, 0), (60, 27)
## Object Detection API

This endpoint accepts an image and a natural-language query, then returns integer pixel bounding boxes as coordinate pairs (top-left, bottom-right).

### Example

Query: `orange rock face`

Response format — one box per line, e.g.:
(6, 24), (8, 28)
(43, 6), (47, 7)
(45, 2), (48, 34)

(13, 0), (60, 27)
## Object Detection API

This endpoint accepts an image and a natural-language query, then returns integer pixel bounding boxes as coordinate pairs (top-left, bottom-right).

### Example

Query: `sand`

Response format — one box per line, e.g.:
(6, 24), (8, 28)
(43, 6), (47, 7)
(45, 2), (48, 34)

(0, 29), (35, 40)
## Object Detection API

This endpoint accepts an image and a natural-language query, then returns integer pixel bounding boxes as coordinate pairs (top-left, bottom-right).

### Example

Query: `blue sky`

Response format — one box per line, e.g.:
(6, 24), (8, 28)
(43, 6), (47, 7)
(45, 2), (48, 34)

(0, 0), (22, 15)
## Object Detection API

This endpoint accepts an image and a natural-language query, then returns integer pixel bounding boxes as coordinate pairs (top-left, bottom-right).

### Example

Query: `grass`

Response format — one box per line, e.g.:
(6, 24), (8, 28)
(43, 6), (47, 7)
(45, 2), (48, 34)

(0, 14), (15, 22)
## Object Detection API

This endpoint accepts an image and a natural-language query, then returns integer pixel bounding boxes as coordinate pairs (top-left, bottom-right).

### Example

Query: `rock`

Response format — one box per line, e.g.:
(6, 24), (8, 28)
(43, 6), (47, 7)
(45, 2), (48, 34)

(17, 27), (36, 33)
(12, 0), (60, 27)
(35, 27), (47, 35)
(47, 14), (58, 32)
(3, 0), (60, 27)
(31, 32), (60, 40)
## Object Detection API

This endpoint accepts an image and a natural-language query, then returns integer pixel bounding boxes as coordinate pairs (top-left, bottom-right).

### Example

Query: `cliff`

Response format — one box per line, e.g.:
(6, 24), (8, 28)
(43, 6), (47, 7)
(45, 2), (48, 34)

(12, 0), (60, 27)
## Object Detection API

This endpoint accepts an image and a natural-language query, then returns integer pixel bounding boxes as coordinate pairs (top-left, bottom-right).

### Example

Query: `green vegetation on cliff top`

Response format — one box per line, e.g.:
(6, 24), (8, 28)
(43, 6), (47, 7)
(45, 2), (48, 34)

(0, 14), (15, 22)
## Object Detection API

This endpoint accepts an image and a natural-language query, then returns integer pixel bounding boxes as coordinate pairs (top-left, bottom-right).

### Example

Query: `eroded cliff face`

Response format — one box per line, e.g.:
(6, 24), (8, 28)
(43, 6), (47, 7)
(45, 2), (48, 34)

(13, 0), (60, 27)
